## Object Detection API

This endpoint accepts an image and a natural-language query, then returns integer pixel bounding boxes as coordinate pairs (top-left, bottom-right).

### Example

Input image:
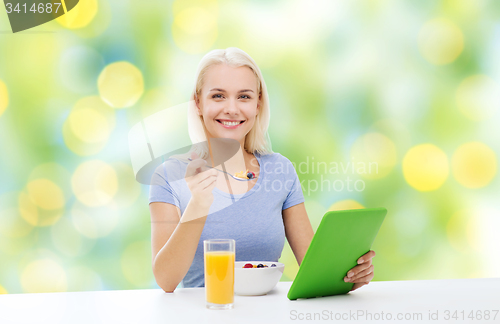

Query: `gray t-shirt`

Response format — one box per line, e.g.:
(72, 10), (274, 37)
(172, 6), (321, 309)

(149, 152), (304, 287)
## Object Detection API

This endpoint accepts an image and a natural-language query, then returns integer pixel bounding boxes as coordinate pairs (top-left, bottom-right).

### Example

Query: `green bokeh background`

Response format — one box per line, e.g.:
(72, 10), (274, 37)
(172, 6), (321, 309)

(0, 0), (499, 294)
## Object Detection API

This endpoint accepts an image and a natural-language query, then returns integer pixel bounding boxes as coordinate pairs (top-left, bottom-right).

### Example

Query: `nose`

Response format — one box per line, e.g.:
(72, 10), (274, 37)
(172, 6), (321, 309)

(223, 97), (239, 116)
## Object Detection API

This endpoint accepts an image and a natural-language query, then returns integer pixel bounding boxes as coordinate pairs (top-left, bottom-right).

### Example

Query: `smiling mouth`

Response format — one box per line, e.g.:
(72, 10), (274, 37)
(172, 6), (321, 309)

(216, 120), (245, 126)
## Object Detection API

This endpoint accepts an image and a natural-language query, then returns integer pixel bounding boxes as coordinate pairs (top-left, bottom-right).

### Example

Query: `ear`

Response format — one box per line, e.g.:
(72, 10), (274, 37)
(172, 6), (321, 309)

(256, 95), (261, 116)
(195, 95), (202, 116)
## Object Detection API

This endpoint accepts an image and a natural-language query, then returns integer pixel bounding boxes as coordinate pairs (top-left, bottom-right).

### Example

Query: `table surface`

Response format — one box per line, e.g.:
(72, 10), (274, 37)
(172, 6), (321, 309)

(1, 278), (499, 324)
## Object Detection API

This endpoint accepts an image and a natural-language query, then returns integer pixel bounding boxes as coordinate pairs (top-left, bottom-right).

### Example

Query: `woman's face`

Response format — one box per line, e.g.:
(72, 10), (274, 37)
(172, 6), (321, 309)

(196, 64), (260, 147)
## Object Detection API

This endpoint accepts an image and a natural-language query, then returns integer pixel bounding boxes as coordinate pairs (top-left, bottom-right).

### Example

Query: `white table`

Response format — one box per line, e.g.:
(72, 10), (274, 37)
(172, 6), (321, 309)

(1, 278), (499, 324)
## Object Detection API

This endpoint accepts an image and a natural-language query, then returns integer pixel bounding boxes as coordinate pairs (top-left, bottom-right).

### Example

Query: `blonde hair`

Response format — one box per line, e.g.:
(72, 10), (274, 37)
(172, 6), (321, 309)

(186, 47), (273, 160)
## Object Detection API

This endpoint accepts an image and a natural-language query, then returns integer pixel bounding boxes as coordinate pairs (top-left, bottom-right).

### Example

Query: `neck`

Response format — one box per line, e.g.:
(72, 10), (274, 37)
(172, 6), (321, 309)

(205, 136), (252, 172)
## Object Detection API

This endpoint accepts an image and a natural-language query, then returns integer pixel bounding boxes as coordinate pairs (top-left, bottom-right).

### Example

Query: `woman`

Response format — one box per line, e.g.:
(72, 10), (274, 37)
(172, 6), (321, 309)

(149, 47), (375, 292)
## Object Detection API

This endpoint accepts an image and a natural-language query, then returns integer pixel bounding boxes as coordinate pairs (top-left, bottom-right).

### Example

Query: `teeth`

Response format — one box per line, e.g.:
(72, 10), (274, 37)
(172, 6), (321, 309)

(220, 121), (241, 126)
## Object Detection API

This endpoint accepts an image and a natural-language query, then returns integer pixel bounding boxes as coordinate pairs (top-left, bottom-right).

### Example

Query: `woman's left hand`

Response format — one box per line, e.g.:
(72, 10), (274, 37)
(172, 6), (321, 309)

(344, 250), (376, 291)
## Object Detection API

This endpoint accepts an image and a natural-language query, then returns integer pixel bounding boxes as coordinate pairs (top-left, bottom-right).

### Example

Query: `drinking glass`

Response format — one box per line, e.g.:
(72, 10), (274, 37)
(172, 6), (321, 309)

(204, 239), (235, 310)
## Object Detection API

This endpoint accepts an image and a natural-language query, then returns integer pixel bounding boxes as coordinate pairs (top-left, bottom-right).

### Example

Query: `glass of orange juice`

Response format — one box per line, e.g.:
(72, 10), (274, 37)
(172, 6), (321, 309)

(204, 239), (235, 310)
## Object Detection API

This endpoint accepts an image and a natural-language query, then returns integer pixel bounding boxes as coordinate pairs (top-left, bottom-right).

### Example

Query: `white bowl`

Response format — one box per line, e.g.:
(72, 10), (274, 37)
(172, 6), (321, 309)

(234, 261), (285, 296)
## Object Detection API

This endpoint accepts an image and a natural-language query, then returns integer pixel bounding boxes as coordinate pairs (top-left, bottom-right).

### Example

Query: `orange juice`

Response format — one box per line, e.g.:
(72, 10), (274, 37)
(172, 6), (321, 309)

(204, 251), (235, 305)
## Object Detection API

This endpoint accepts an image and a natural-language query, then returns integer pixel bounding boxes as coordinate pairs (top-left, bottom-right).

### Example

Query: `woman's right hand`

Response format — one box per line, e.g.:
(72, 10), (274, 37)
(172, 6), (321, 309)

(185, 151), (218, 209)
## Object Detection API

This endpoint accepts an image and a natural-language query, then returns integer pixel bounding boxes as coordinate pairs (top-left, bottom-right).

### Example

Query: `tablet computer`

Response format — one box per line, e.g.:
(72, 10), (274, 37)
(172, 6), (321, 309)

(287, 207), (387, 300)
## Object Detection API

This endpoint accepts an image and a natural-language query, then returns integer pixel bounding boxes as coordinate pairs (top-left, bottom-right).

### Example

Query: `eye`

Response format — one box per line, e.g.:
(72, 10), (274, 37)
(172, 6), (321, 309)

(240, 94), (251, 99)
(212, 93), (224, 99)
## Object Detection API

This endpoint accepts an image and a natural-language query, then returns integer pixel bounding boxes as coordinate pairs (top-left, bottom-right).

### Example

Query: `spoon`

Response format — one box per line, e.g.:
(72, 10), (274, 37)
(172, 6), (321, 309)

(187, 158), (258, 181)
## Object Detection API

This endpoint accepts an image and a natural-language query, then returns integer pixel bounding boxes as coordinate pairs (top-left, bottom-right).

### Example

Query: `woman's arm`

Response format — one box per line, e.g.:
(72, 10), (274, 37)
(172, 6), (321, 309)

(282, 202), (314, 265)
(150, 200), (210, 293)
(150, 152), (218, 292)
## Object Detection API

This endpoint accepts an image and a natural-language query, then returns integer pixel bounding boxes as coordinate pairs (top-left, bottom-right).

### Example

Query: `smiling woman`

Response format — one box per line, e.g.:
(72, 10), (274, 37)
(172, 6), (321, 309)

(198, 64), (259, 142)
(148, 47), (376, 293)
(187, 47), (272, 161)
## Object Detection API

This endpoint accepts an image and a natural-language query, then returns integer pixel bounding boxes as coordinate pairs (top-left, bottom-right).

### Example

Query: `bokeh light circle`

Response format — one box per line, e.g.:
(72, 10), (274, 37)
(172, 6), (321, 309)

(456, 75), (500, 121)
(172, 6), (218, 54)
(402, 144), (449, 191)
(72, 160), (118, 207)
(97, 62), (144, 108)
(27, 179), (65, 210)
(328, 199), (365, 211)
(17, 163), (71, 227)
(19, 190), (63, 227)
(27, 163), (72, 197)
(0, 79), (8, 117)
(70, 202), (119, 239)
(51, 216), (95, 257)
(56, 0), (98, 29)
(69, 108), (110, 143)
(18, 191), (39, 227)
(418, 18), (464, 65)
(21, 259), (67, 293)
(0, 192), (34, 238)
(350, 132), (397, 179)
(63, 96), (116, 156)
(452, 142), (497, 188)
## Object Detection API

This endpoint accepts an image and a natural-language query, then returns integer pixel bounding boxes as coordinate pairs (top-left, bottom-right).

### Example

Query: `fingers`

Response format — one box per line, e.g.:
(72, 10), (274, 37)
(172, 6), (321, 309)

(345, 259), (372, 280)
(198, 171), (218, 189)
(351, 271), (374, 284)
(357, 250), (376, 264)
(345, 250), (377, 291)
(188, 169), (217, 190)
(350, 282), (368, 292)
(185, 158), (208, 178)
(345, 264), (374, 283)
(203, 178), (217, 191)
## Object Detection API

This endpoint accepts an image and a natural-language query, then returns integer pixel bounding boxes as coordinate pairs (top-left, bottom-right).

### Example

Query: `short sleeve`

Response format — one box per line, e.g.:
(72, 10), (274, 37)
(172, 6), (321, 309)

(282, 159), (305, 210)
(149, 162), (181, 208)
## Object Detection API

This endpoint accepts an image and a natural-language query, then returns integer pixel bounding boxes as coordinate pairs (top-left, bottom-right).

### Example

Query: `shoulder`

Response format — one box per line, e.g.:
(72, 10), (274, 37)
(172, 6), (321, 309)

(257, 152), (296, 175)
(152, 157), (187, 182)
(258, 152), (294, 165)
